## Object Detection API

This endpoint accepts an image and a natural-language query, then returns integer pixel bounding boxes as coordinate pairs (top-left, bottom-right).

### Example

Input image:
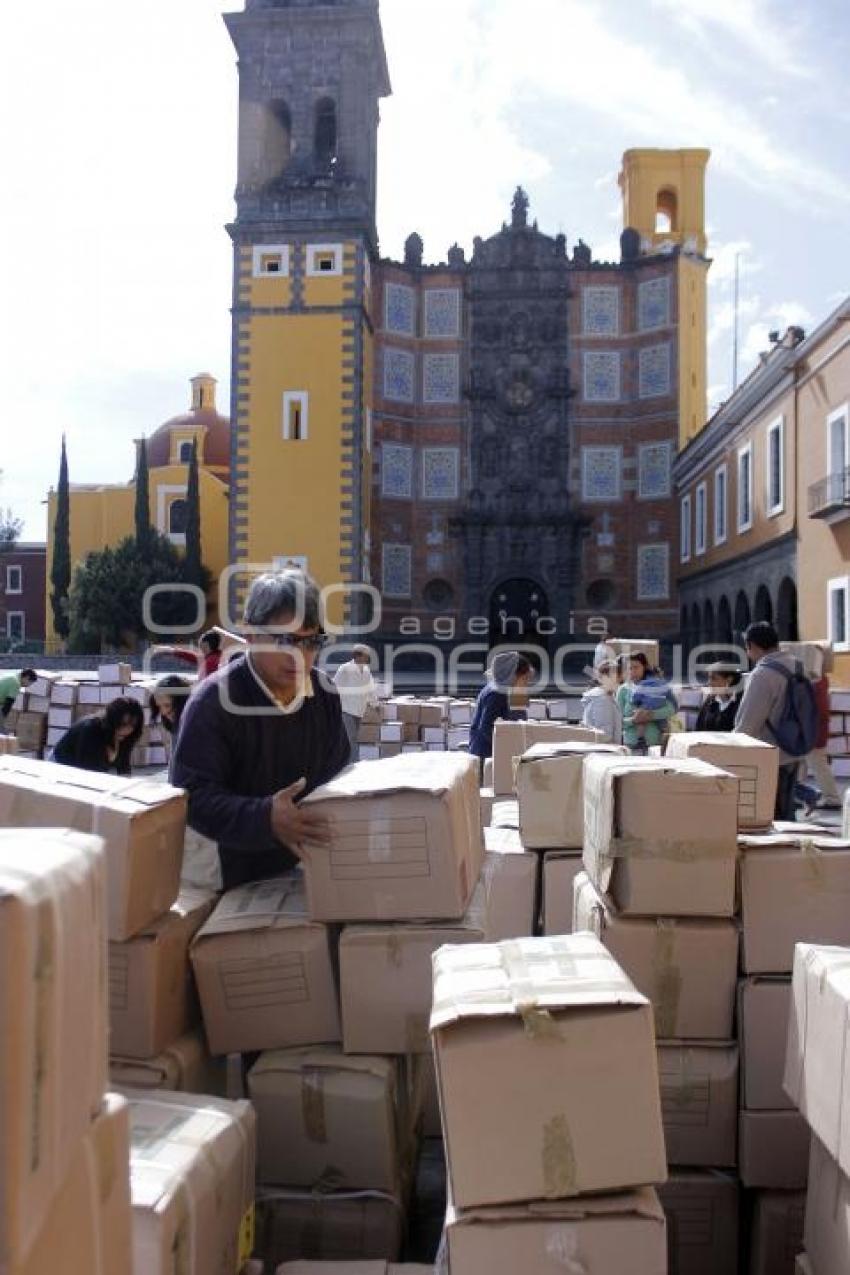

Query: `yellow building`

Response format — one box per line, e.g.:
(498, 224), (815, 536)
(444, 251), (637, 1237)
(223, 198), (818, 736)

(45, 373), (230, 643)
(620, 148), (711, 450)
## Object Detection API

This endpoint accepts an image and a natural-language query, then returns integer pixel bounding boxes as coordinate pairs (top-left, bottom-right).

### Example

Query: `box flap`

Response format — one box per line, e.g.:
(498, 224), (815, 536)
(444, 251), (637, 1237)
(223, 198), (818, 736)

(197, 874), (311, 937)
(518, 741), (627, 765)
(668, 731), (774, 753)
(302, 752), (475, 804)
(250, 1046), (394, 1084)
(483, 827), (527, 856)
(739, 833), (850, 853)
(430, 932), (646, 1032)
(448, 1185), (665, 1226)
(0, 755), (184, 809)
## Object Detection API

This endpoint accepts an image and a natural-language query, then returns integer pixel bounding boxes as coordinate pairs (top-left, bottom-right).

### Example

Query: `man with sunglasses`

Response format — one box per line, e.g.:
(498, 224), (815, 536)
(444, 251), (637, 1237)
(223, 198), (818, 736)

(172, 569), (351, 890)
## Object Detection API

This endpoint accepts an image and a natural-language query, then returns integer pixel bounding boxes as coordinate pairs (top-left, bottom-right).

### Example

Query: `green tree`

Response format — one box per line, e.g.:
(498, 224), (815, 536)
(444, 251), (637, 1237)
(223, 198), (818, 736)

(183, 437), (203, 587)
(50, 436), (72, 640)
(134, 437), (152, 551)
(68, 532), (212, 653)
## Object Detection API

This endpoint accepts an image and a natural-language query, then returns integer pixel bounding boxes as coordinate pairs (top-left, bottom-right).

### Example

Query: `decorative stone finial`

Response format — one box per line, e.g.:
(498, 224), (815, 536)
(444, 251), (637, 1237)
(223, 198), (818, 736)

(511, 187), (529, 228)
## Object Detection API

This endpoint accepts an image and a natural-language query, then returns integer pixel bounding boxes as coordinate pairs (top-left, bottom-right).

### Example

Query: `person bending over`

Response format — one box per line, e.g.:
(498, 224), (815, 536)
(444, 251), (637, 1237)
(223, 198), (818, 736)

(52, 697), (144, 776)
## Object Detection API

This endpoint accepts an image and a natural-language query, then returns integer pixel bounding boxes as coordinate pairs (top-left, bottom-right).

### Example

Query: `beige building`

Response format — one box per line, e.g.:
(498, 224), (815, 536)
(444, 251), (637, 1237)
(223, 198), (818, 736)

(675, 298), (850, 678)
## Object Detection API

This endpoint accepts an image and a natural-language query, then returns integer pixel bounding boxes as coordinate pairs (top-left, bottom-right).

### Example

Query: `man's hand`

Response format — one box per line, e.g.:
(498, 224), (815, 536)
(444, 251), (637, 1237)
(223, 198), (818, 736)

(632, 708), (652, 725)
(270, 778), (331, 858)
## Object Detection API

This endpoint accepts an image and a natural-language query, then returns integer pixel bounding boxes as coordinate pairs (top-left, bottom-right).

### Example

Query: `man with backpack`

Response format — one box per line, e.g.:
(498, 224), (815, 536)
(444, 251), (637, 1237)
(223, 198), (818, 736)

(735, 621), (819, 821)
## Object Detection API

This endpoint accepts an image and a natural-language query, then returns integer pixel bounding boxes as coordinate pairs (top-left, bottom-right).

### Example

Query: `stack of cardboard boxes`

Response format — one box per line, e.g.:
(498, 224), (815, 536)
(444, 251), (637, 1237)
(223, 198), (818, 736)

(574, 751), (741, 1273)
(431, 931), (670, 1271)
(785, 943), (850, 1275)
(0, 826), (133, 1274)
(0, 757), (259, 1275)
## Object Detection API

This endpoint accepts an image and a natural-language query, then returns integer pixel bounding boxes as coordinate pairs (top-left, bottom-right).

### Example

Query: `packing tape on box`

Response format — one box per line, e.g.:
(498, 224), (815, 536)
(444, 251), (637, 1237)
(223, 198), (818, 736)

(301, 1068), (327, 1143)
(800, 838), (827, 889)
(652, 921), (682, 1039)
(542, 1113), (577, 1197)
(606, 833), (736, 864)
(546, 1225), (588, 1273)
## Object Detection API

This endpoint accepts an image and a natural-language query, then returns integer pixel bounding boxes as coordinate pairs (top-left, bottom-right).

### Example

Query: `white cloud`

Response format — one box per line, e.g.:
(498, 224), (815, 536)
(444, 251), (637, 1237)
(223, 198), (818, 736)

(651, 0), (811, 80)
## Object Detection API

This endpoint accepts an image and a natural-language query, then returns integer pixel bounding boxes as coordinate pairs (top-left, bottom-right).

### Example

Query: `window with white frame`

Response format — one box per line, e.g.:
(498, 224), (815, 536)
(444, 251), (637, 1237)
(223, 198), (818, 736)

(738, 443), (753, 532)
(766, 416), (785, 516)
(714, 465), (728, 546)
(306, 243), (343, 276)
(827, 404), (849, 496)
(6, 612), (24, 641)
(5, 565), (22, 594)
(680, 494), (692, 563)
(828, 576), (850, 651)
(695, 482), (707, 555)
(282, 391), (309, 441)
(252, 244), (290, 277)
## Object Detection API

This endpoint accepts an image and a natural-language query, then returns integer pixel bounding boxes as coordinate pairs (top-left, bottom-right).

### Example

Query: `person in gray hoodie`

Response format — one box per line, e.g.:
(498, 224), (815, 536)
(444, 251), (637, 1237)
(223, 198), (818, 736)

(581, 660), (623, 744)
(735, 621), (800, 820)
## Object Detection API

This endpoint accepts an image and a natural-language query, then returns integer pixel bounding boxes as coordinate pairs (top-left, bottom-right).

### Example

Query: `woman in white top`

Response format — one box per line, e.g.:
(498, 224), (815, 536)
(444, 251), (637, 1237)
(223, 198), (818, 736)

(581, 660), (623, 745)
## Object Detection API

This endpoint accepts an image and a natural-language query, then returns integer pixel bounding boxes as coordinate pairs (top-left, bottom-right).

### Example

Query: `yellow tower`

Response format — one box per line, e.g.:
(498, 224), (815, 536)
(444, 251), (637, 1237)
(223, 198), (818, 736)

(224, 0), (390, 627)
(619, 148), (711, 448)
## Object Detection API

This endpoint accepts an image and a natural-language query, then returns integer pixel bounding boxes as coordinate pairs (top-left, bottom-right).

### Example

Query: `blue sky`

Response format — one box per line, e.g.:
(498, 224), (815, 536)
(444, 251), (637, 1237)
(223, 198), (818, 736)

(3, 0), (848, 538)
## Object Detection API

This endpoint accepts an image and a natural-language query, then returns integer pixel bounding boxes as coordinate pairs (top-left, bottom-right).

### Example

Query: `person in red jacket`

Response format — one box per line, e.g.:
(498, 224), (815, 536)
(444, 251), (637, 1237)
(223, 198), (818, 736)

(152, 630), (223, 680)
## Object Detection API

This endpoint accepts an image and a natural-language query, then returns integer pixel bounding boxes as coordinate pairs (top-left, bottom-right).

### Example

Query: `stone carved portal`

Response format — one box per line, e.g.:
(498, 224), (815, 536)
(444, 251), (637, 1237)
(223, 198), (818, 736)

(489, 578), (550, 645)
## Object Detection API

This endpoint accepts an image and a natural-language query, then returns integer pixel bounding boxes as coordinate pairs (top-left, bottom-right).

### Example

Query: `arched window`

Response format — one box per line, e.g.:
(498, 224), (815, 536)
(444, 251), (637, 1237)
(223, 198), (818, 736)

(179, 441), (193, 464)
(755, 585), (774, 625)
(169, 499), (189, 535)
(777, 577), (799, 642)
(269, 100), (292, 177)
(734, 591), (751, 640)
(655, 188), (678, 234)
(717, 596), (733, 646)
(314, 97), (338, 166)
(703, 599), (715, 646)
(690, 603), (702, 648)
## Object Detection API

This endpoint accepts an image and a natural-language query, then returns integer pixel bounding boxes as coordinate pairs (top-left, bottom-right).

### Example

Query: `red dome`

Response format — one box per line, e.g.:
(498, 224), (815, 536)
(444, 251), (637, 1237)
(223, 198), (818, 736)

(147, 408), (231, 472)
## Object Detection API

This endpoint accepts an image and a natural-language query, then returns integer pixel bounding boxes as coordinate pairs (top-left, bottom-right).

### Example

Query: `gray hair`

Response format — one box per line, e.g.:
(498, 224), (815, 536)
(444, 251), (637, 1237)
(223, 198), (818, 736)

(243, 570), (323, 630)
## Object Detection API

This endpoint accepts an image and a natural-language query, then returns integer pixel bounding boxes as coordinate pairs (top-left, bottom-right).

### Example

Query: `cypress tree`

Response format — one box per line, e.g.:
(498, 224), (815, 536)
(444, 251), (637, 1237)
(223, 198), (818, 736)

(50, 435), (71, 640)
(183, 437), (203, 585)
(134, 437), (152, 551)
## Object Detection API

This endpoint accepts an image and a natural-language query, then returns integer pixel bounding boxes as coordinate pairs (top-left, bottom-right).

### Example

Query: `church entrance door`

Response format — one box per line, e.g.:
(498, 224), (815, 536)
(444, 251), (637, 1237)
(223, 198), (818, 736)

(489, 578), (550, 647)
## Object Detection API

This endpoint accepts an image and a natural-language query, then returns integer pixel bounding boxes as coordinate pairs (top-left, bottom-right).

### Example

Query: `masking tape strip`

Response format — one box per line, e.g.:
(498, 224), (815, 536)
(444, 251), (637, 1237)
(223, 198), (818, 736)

(302, 1069), (328, 1144)
(608, 834), (736, 863)
(542, 1114), (577, 1197)
(652, 921), (682, 1039)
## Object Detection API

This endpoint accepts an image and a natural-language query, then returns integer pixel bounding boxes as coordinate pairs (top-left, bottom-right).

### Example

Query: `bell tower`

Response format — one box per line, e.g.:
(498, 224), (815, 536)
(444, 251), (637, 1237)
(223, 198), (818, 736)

(224, 0), (391, 622)
(619, 148), (711, 449)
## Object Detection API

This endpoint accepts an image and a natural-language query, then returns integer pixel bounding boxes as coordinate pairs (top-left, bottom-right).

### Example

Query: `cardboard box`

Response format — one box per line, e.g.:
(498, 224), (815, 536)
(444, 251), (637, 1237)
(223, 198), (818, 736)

(360, 745), (380, 761)
(126, 1089), (256, 1275)
(191, 874), (340, 1056)
(516, 741), (628, 849)
(739, 977), (794, 1110)
(420, 701), (447, 728)
(301, 753), (483, 923)
(574, 873), (738, 1039)
(665, 732), (778, 829)
(108, 887), (215, 1058)
(28, 673), (57, 698)
(481, 826), (537, 941)
(739, 835), (850, 973)
(12, 711), (46, 752)
(748, 1190), (805, 1275)
(449, 701), (472, 726)
(446, 726), (469, 750)
(785, 943), (850, 1178)
(431, 933), (667, 1208)
(98, 661), (132, 684)
(11, 1094), (132, 1275)
(739, 1110), (810, 1189)
(275, 1267), (432, 1275)
(256, 1189), (404, 1267)
(359, 723), (380, 745)
(441, 1188), (667, 1274)
(247, 1047), (413, 1191)
(339, 889), (487, 1054)
(657, 1170), (739, 1275)
(0, 757), (187, 940)
(657, 1043), (738, 1168)
(490, 798), (519, 828)
(480, 785), (494, 827)
(803, 1136), (850, 1275)
(583, 755), (739, 917)
(609, 639), (660, 666)
(78, 683), (102, 705)
(0, 828), (109, 1267)
(541, 851), (583, 936)
(46, 704), (74, 729)
(110, 1029), (227, 1095)
(25, 694), (50, 714)
(0, 734), (18, 756)
(526, 698), (548, 719)
(796, 1256), (813, 1275)
(492, 721), (605, 796)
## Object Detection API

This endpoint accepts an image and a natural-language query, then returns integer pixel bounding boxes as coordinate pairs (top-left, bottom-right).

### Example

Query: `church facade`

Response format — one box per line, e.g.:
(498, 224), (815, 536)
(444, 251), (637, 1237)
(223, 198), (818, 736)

(225, 0), (710, 641)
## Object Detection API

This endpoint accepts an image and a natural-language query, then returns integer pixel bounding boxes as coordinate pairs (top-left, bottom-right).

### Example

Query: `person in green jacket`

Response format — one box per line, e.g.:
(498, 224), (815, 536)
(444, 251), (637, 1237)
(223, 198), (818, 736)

(616, 653), (677, 754)
(0, 668), (36, 725)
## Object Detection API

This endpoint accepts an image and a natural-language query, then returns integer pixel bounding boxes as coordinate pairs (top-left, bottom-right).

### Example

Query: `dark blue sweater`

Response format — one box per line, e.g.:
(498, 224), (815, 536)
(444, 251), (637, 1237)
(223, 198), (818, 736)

(469, 684), (524, 759)
(171, 655), (350, 889)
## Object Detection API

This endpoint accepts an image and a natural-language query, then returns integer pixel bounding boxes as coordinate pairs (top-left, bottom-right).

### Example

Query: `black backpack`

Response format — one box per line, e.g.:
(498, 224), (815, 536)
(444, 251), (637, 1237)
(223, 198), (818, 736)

(762, 657), (819, 758)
